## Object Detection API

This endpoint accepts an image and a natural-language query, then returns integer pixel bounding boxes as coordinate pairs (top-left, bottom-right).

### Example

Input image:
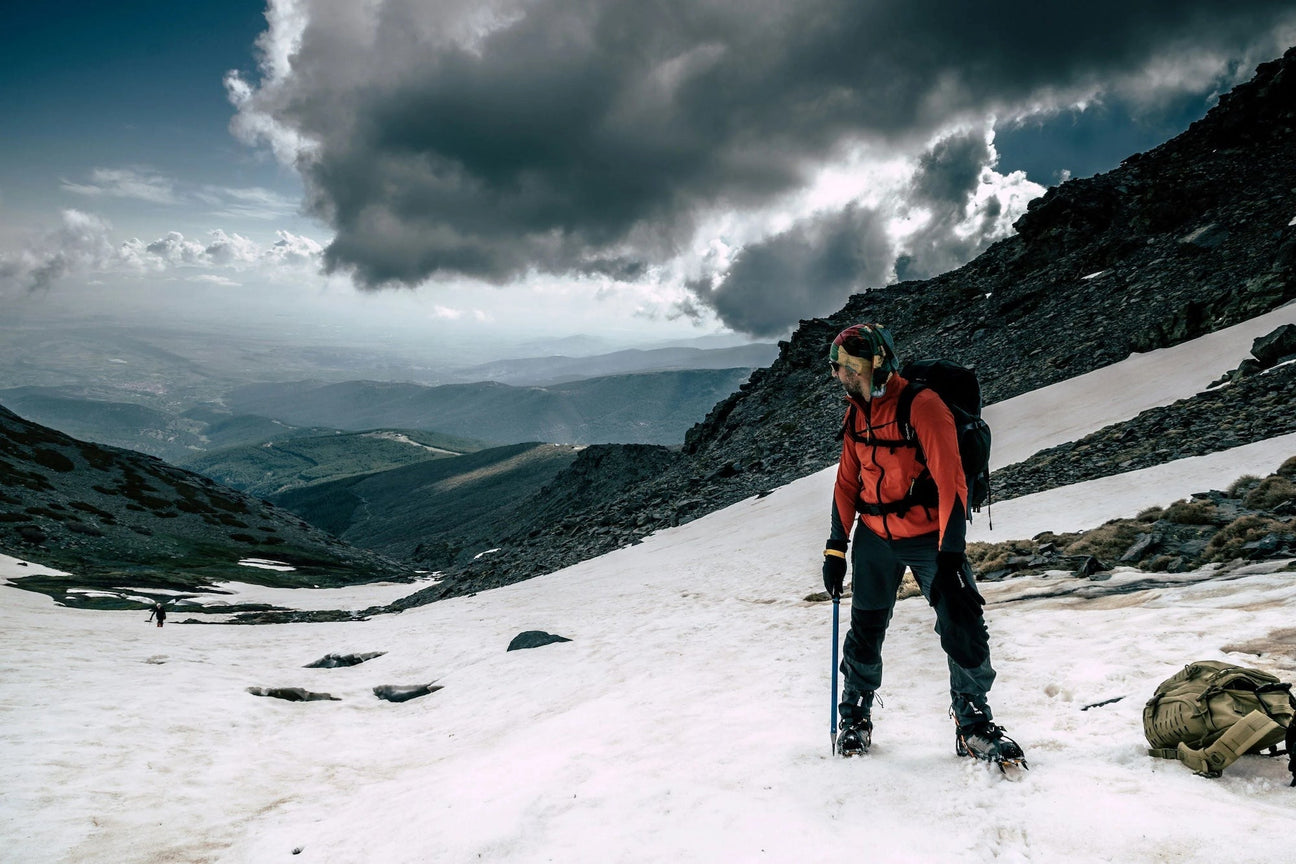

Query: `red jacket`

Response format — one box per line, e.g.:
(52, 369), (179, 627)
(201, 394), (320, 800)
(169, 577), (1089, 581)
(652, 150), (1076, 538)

(831, 374), (967, 553)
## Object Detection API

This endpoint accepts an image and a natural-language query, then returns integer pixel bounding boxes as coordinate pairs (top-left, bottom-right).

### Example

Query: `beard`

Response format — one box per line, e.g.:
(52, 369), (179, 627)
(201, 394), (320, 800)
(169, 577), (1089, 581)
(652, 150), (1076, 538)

(841, 377), (868, 400)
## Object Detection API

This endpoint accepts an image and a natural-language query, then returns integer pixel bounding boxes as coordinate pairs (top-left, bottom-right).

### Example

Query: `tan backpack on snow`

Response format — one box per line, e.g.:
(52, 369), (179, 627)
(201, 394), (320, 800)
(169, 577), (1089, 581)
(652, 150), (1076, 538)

(1143, 660), (1295, 784)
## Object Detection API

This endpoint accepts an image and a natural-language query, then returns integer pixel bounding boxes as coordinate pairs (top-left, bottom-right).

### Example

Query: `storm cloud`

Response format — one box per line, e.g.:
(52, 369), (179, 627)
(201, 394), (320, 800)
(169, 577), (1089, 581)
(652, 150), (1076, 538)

(688, 204), (895, 338)
(687, 128), (1028, 333)
(895, 128), (1007, 283)
(230, 0), (1296, 333)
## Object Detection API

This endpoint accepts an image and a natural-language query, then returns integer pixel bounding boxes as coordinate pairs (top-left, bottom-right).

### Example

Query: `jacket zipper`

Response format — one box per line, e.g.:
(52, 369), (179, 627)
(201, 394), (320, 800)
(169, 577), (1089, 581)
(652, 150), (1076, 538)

(860, 399), (894, 541)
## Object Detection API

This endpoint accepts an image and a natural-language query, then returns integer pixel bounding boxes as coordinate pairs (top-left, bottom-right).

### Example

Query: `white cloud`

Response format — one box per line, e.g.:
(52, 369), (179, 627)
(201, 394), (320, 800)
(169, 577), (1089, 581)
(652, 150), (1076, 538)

(201, 185), (301, 220)
(224, 0), (319, 166)
(145, 232), (209, 265)
(0, 210), (119, 292)
(59, 168), (179, 205)
(138, 228), (323, 271)
(1, 211), (326, 294)
(188, 274), (242, 287)
(204, 230), (261, 266)
(262, 230), (324, 266)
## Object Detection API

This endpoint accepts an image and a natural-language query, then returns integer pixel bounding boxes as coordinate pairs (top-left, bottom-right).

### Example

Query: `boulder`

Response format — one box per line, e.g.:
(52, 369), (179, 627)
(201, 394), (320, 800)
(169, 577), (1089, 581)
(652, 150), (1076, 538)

(1120, 532), (1160, 563)
(303, 651), (386, 668)
(1251, 324), (1296, 367)
(246, 686), (340, 702)
(507, 630), (572, 651)
(1073, 556), (1108, 578)
(373, 683), (442, 703)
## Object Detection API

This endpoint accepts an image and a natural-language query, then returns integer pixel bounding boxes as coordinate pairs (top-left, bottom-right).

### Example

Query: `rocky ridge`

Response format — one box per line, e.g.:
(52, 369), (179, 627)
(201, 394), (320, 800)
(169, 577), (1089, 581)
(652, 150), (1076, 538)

(967, 457), (1296, 582)
(992, 341), (1296, 501)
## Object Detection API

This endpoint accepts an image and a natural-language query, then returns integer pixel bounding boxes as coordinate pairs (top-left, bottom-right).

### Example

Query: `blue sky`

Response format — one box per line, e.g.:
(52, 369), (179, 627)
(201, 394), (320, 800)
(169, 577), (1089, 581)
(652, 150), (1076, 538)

(0, 2), (296, 238)
(2, 1), (1294, 352)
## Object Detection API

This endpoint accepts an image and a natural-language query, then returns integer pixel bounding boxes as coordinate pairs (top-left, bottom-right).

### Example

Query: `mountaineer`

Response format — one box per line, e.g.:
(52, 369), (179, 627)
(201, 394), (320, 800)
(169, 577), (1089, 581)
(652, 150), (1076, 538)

(822, 323), (1024, 769)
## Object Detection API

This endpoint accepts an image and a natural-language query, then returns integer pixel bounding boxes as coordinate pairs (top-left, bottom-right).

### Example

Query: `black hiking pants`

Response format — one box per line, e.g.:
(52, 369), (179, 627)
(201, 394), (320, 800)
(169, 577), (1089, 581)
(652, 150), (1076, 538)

(840, 527), (996, 727)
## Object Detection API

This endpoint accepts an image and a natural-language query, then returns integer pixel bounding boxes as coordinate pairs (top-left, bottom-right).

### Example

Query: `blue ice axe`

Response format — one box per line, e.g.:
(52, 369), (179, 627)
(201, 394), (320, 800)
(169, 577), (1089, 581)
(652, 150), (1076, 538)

(830, 595), (840, 756)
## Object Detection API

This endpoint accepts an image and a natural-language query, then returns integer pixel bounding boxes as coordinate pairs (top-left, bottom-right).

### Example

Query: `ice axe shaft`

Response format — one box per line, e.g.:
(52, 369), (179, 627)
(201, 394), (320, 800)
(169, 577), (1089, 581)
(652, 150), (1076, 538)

(830, 596), (840, 756)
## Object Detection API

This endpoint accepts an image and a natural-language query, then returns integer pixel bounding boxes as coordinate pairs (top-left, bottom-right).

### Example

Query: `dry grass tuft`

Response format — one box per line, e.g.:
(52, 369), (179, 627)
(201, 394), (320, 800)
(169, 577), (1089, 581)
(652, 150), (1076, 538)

(1063, 519), (1143, 561)
(1243, 476), (1296, 511)
(1206, 514), (1292, 561)
(1162, 499), (1218, 525)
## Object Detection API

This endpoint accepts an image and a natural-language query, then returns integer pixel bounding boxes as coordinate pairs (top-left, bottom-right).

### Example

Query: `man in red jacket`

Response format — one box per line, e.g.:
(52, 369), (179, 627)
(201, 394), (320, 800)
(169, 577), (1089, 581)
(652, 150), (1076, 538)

(822, 323), (1023, 766)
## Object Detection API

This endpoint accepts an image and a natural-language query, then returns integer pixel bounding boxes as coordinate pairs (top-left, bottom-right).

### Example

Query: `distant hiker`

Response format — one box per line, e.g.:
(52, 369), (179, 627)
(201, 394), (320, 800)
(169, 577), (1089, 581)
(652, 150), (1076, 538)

(822, 323), (1024, 768)
(147, 602), (166, 628)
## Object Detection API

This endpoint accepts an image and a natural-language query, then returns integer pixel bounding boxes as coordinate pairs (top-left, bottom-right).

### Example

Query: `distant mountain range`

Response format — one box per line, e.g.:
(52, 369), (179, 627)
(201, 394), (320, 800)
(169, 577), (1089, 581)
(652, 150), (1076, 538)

(0, 386), (334, 465)
(445, 343), (779, 386)
(0, 397), (671, 590)
(224, 367), (756, 446)
(0, 343), (769, 461)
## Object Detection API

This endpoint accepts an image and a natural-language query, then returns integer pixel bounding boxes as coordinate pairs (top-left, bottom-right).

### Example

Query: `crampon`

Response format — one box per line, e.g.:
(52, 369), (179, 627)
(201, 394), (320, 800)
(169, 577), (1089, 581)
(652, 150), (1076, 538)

(956, 721), (1029, 777)
(836, 719), (872, 757)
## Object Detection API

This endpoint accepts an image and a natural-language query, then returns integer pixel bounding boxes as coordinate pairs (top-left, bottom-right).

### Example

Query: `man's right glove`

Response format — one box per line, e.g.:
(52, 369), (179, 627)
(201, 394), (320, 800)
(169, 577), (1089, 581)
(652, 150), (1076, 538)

(929, 551), (989, 669)
(930, 551), (985, 622)
(822, 539), (848, 597)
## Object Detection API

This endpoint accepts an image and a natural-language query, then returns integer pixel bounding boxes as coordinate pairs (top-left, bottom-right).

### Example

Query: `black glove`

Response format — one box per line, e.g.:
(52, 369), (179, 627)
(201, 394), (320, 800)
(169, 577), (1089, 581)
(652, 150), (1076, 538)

(929, 551), (985, 622)
(822, 540), (848, 597)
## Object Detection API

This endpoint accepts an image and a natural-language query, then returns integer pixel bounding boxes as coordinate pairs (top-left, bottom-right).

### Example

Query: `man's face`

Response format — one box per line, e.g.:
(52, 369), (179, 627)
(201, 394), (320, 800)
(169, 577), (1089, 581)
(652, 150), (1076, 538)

(832, 360), (870, 401)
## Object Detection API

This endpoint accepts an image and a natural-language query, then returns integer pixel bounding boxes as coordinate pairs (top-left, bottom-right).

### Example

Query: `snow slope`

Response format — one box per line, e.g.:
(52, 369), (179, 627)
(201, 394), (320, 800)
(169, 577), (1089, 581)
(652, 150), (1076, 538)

(1, 308), (1293, 863)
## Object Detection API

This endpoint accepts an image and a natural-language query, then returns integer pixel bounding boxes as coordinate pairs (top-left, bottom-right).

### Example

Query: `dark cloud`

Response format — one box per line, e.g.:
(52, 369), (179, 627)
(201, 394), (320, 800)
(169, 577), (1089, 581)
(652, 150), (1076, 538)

(893, 197), (1003, 284)
(686, 129), (1010, 334)
(687, 205), (894, 338)
(911, 133), (991, 210)
(238, 0), (1295, 293)
(895, 129), (1004, 282)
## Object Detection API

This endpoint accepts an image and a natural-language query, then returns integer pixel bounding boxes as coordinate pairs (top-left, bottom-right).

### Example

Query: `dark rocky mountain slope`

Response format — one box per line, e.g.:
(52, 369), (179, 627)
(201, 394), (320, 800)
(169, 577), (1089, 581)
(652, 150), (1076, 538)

(0, 404), (415, 596)
(419, 45), (1296, 601)
(269, 442), (592, 565)
(992, 351), (1296, 501)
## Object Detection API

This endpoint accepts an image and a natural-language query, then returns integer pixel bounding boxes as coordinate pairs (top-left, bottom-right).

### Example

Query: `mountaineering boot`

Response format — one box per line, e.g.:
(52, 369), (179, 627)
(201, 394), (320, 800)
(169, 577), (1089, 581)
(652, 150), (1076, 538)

(955, 720), (1028, 771)
(838, 720), (872, 757)
(837, 690), (874, 757)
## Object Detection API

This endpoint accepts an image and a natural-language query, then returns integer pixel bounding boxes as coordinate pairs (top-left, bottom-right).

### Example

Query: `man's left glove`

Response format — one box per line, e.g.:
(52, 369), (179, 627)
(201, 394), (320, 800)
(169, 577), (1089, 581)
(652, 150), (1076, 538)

(929, 551), (985, 621)
(822, 539), (848, 597)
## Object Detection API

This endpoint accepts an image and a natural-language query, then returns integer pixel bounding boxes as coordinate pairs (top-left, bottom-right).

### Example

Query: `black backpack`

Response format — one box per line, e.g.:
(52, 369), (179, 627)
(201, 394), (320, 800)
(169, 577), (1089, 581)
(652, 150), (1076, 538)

(838, 358), (992, 520)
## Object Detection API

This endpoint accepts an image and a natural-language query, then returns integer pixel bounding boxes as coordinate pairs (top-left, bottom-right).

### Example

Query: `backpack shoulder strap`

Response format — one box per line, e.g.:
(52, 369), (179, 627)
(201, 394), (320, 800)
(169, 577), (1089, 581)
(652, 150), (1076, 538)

(895, 382), (924, 457)
(1173, 710), (1285, 777)
(835, 401), (855, 442)
(837, 398), (913, 448)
